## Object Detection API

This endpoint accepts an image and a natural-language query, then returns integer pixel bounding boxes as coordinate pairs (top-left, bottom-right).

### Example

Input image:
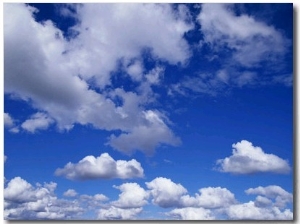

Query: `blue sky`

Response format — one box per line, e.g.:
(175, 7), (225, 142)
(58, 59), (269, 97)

(3, 3), (294, 220)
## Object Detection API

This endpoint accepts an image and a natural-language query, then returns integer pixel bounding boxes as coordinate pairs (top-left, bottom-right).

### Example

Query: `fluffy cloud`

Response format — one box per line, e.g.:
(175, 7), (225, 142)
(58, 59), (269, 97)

(215, 140), (291, 174)
(226, 201), (293, 220)
(4, 3), (187, 154)
(4, 176), (293, 220)
(4, 113), (19, 133)
(245, 185), (293, 209)
(4, 112), (14, 127)
(63, 189), (78, 197)
(54, 153), (144, 180)
(167, 207), (215, 220)
(4, 177), (84, 220)
(146, 177), (187, 208)
(183, 187), (236, 208)
(97, 207), (142, 220)
(112, 183), (149, 208)
(21, 112), (54, 133)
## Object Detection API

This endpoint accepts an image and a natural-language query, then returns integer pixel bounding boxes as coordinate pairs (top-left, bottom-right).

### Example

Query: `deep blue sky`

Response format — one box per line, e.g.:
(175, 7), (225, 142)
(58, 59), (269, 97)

(3, 3), (293, 220)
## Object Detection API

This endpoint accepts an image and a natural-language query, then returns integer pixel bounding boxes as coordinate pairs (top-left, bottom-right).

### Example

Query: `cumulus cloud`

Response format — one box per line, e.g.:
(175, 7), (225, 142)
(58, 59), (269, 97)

(167, 207), (215, 220)
(193, 187), (237, 208)
(54, 153), (144, 180)
(4, 3), (187, 154)
(63, 189), (78, 197)
(21, 112), (54, 133)
(215, 140), (291, 174)
(4, 177), (84, 220)
(226, 201), (293, 220)
(112, 183), (149, 208)
(146, 177), (187, 208)
(245, 185), (293, 209)
(97, 207), (142, 220)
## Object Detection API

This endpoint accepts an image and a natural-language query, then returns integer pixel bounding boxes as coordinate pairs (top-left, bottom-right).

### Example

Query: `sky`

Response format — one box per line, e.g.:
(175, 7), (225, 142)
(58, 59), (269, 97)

(3, 3), (294, 220)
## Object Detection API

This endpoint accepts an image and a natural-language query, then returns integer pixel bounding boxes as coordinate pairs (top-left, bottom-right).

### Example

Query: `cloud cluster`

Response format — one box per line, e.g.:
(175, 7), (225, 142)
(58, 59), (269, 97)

(4, 3), (192, 154)
(55, 153), (144, 180)
(4, 176), (293, 220)
(4, 177), (84, 220)
(215, 140), (291, 174)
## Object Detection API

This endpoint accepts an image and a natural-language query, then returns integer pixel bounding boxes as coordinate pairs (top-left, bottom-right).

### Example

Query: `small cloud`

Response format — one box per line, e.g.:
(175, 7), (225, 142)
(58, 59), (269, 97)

(97, 206), (142, 220)
(4, 113), (19, 133)
(163, 159), (172, 164)
(21, 112), (54, 133)
(215, 140), (291, 174)
(63, 189), (78, 197)
(167, 207), (215, 220)
(55, 153), (144, 181)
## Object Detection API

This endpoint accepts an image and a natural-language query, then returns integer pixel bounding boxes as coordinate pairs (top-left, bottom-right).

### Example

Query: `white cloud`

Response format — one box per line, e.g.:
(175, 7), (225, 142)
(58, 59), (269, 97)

(63, 189), (78, 197)
(215, 140), (291, 174)
(4, 112), (14, 127)
(55, 153), (144, 180)
(196, 187), (237, 208)
(4, 113), (19, 133)
(245, 185), (293, 209)
(21, 112), (54, 133)
(97, 206), (142, 220)
(226, 201), (293, 220)
(112, 183), (149, 208)
(125, 60), (144, 82)
(4, 177), (84, 220)
(4, 3), (184, 154)
(198, 3), (288, 68)
(108, 110), (181, 155)
(254, 196), (272, 208)
(167, 207), (215, 220)
(80, 193), (109, 202)
(146, 177), (187, 208)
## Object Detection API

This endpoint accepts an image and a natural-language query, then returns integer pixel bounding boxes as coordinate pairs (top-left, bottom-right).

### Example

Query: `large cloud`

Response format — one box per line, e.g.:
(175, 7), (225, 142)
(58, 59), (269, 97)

(215, 140), (291, 174)
(4, 3), (191, 154)
(54, 153), (144, 180)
